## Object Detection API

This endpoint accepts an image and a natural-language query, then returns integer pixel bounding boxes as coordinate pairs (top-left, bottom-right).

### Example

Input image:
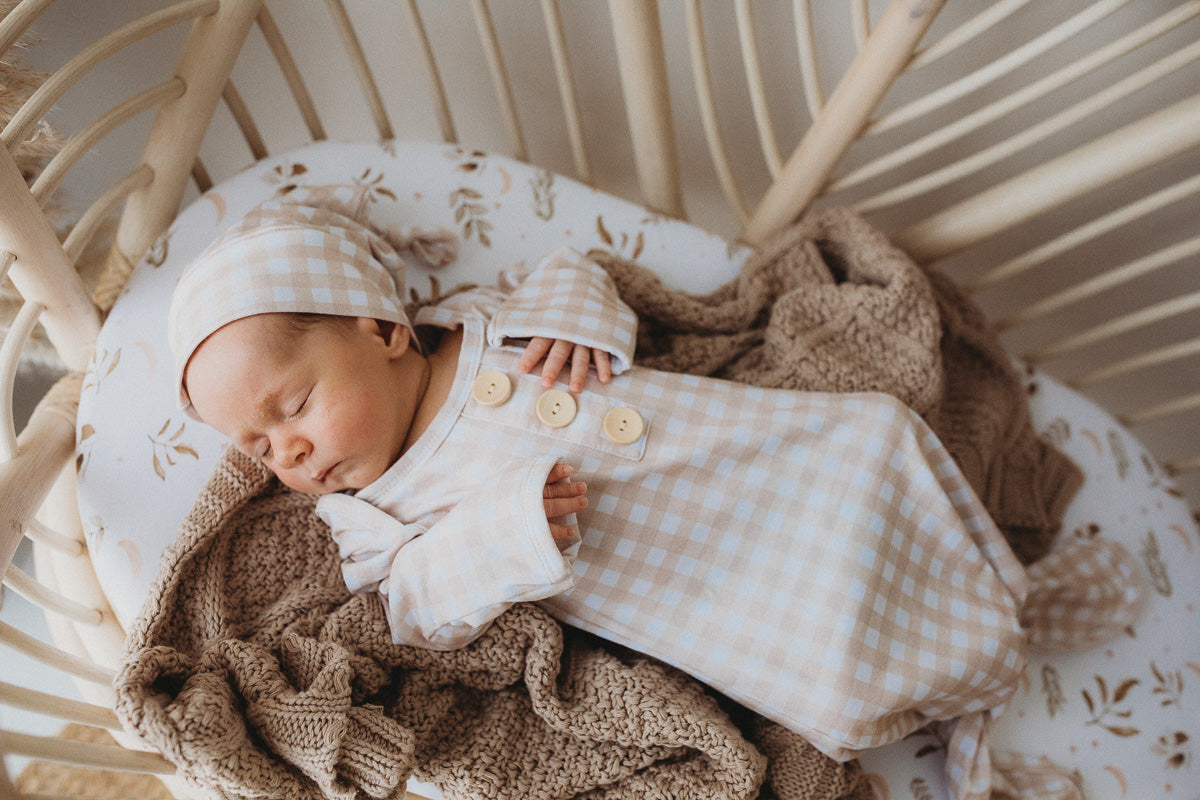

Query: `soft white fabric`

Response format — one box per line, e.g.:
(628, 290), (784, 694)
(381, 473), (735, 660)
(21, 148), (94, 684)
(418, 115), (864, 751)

(77, 140), (1200, 800)
(319, 452), (578, 650)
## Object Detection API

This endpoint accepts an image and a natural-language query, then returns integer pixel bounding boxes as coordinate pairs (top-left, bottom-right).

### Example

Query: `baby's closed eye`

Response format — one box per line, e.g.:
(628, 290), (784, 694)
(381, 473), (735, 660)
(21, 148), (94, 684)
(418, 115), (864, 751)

(286, 389), (312, 419)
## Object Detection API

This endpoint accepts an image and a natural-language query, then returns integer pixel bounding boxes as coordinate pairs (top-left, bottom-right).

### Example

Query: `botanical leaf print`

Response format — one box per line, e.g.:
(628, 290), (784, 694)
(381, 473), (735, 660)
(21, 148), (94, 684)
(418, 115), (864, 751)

(83, 348), (121, 394)
(449, 147), (489, 175)
(1150, 661), (1183, 708)
(76, 422), (95, 476)
(450, 186), (493, 246)
(909, 776), (933, 800)
(595, 215), (644, 260)
(1140, 529), (1172, 597)
(1042, 664), (1067, 718)
(148, 418), (199, 481)
(356, 167), (397, 203)
(262, 161), (308, 195)
(1082, 674), (1140, 737)
(531, 168), (556, 220)
(1150, 731), (1192, 770)
(910, 728), (946, 760)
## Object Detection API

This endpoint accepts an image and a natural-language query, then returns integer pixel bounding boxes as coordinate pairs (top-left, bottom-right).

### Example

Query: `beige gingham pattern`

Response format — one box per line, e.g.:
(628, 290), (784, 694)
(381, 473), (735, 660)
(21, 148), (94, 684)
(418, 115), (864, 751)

(488, 247), (638, 372)
(168, 186), (414, 419)
(1019, 536), (1142, 653)
(320, 248), (1033, 768)
(988, 749), (1085, 799)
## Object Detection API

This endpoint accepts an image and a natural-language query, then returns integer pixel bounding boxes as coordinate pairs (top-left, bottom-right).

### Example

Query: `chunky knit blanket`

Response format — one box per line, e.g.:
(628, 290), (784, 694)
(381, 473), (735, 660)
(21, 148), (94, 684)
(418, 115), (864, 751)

(591, 208), (1082, 564)
(115, 209), (1077, 800)
(115, 449), (871, 800)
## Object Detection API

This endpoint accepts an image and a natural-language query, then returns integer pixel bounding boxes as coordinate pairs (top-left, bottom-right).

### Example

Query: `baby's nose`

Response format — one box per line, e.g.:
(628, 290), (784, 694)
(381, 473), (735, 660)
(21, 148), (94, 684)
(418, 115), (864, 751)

(273, 432), (311, 468)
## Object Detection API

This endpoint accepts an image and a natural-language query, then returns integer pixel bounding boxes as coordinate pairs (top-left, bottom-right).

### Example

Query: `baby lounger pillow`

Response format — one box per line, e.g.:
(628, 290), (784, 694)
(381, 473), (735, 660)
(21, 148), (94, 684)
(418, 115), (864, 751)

(76, 140), (1200, 799)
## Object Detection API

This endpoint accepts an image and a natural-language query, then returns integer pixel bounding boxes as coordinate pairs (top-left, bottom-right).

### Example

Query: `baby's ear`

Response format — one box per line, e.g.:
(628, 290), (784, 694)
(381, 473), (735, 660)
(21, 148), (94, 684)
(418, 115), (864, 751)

(359, 317), (410, 355)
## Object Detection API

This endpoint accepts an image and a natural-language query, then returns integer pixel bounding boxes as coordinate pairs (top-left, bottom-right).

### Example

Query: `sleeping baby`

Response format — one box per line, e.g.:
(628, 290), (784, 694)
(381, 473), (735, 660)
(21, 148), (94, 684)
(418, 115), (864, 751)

(167, 186), (1080, 777)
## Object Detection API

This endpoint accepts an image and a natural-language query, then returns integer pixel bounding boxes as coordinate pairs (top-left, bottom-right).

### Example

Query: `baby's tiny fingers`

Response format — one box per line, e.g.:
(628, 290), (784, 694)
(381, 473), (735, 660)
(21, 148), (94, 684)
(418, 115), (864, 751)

(519, 337), (554, 373)
(543, 479), (585, 499)
(568, 344), (590, 392)
(544, 493), (587, 518)
(594, 350), (612, 383)
(541, 339), (573, 386)
(545, 461), (574, 484)
(549, 522), (577, 544)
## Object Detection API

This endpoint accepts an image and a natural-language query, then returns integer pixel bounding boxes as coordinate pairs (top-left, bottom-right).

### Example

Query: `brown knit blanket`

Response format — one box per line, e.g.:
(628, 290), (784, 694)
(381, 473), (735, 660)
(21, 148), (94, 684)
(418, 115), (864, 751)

(115, 448), (872, 800)
(591, 208), (1081, 564)
(114, 209), (1075, 800)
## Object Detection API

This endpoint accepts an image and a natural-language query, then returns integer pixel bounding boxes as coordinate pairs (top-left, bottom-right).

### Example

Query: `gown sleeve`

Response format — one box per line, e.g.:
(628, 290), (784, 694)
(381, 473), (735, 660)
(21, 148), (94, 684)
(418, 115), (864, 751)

(486, 246), (639, 373)
(316, 455), (579, 650)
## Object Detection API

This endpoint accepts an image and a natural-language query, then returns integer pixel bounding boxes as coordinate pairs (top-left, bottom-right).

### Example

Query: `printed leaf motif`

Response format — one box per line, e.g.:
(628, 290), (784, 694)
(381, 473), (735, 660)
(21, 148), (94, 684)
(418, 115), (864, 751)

(530, 169), (556, 221)
(1150, 661), (1183, 708)
(83, 348), (122, 394)
(1042, 664), (1066, 718)
(148, 418), (200, 481)
(263, 161), (308, 195)
(450, 187), (492, 247)
(1140, 529), (1172, 597)
(597, 215), (613, 246)
(594, 215), (645, 259)
(909, 776), (933, 800)
(1151, 731), (1192, 770)
(356, 168), (397, 202)
(450, 148), (489, 174)
(76, 423), (96, 476)
(910, 728), (946, 760)
(1083, 674), (1140, 737)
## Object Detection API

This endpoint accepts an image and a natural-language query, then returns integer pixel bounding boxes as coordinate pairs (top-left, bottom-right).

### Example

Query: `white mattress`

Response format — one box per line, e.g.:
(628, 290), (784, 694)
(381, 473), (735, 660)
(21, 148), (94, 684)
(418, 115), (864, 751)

(76, 140), (1200, 800)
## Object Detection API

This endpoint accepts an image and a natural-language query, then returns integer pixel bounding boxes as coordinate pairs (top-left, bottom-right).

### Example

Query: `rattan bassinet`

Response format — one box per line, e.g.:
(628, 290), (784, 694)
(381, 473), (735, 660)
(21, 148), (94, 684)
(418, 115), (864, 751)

(0, 2), (1197, 799)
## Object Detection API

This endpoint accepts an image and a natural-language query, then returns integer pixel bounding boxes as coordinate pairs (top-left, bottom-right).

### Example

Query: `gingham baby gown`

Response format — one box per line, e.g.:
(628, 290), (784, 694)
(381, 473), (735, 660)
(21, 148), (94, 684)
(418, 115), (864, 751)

(316, 246), (1030, 764)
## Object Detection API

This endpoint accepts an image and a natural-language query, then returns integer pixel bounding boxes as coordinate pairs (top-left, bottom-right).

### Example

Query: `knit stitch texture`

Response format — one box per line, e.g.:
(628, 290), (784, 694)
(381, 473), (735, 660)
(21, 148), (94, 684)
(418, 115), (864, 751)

(115, 449), (871, 800)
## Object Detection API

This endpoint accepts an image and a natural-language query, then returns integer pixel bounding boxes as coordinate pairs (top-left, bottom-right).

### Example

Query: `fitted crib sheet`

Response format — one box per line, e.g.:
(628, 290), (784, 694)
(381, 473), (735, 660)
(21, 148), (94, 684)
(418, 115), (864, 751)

(76, 141), (1200, 799)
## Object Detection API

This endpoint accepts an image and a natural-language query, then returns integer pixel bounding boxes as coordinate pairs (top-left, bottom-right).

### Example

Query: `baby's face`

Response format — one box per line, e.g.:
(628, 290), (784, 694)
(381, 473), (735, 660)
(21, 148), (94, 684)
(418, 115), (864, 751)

(184, 313), (415, 494)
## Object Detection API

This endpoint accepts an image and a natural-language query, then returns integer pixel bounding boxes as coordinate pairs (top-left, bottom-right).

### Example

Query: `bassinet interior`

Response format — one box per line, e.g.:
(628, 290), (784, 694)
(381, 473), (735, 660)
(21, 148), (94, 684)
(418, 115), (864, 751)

(0, 2), (1197, 800)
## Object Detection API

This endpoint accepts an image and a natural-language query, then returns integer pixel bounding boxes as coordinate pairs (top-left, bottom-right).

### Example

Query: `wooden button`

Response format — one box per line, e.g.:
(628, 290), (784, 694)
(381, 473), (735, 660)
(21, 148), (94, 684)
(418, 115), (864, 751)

(602, 407), (645, 444)
(536, 389), (577, 428)
(472, 370), (512, 406)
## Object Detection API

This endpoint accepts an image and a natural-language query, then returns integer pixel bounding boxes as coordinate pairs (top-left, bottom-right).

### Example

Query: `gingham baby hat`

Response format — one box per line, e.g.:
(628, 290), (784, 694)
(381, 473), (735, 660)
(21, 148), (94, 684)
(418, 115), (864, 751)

(169, 185), (416, 419)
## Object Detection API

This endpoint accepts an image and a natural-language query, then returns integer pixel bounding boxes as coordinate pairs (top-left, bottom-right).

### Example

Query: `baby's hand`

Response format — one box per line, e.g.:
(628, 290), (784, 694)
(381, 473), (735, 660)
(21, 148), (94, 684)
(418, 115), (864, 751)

(519, 337), (612, 393)
(543, 461), (586, 544)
